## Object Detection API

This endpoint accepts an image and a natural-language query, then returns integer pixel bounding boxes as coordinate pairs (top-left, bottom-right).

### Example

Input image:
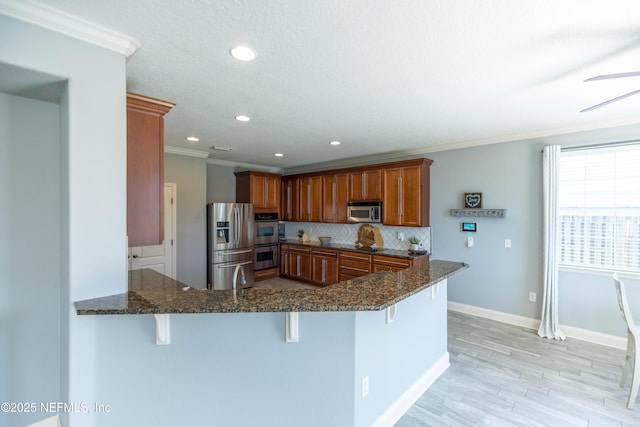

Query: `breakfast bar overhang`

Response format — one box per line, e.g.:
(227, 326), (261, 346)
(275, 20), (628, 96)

(74, 260), (467, 427)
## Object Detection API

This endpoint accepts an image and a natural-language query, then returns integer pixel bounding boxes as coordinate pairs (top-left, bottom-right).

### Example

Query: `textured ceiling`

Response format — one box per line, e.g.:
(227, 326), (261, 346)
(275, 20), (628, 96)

(31, 0), (640, 170)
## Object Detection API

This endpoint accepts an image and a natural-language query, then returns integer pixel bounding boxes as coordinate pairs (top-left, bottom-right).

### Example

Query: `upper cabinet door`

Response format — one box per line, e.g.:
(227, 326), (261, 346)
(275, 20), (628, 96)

(235, 171), (281, 213)
(261, 174), (280, 210)
(299, 176), (323, 222)
(126, 92), (175, 247)
(349, 169), (381, 201)
(382, 167), (402, 225)
(322, 173), (349, 223)
(281, 177), (299, 221)
(382, 159), (432, 227)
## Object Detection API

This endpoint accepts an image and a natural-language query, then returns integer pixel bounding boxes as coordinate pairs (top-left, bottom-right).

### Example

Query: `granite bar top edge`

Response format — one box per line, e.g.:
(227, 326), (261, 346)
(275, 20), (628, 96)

(74, 260), (468, 315)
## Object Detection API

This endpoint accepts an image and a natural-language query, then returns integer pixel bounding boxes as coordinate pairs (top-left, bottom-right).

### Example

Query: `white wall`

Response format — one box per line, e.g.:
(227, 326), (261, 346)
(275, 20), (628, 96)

(354, 282), (448, 426)
(0, 92), (62, 427)
(427, 139), (640, 337)
(165, 153), (207, 288)
(1, 13), (127, 427)
(206, 162), (236, 202)
(92, 312), (356, 426)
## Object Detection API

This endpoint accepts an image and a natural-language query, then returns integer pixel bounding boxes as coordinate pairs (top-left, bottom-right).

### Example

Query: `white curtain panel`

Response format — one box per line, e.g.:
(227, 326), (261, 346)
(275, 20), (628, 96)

(538, 145), (566, 340)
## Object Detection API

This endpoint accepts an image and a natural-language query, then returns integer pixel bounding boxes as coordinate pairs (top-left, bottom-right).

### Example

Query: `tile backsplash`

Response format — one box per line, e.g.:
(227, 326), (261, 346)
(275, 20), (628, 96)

(281, 222), (431, 252)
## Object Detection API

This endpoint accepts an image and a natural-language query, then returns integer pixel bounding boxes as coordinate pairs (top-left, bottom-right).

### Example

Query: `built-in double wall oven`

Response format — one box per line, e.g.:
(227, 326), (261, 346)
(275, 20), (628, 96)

(254, 213), (279, 271)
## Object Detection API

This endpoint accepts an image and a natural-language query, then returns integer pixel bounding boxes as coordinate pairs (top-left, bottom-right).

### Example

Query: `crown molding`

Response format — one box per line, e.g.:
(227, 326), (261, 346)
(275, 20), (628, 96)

(0, 0), (139, 57)
(206, 157), (283, 174)
(283, 150), (421, 175)
(284, 115), (640, 175)
(164, 146), (210, 159)
(164, 145), (283, 173)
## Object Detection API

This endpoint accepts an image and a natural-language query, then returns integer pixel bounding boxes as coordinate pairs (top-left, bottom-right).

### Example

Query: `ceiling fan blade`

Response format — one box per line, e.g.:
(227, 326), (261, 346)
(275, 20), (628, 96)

(580, 88), (640, 112)
(585, 71), (640, 82)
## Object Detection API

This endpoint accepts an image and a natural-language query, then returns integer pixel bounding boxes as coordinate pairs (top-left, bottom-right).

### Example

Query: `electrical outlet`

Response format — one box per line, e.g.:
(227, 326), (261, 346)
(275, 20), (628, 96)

(529, 292), (536, 302)
(397, 232), (404, 241)
(505, 239), (511, 248)
(361, 376), (369, 397)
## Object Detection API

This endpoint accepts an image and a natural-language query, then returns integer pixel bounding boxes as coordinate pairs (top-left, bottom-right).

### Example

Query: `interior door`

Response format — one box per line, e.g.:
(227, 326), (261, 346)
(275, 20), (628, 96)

(130, 183), (176, 278)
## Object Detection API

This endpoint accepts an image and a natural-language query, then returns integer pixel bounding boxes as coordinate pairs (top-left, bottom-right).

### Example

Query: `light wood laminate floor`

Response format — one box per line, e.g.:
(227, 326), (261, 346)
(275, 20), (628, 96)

(254, 277), (638, 425)
(396, 311), (639, 427)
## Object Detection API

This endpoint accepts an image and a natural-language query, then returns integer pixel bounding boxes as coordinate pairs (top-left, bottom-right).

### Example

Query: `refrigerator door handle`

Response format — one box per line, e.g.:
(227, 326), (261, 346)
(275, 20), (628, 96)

(232, 207), (238, 247)
(232, 264), (241, 290)
(217, 260), (252, 269)
(217, 248), (253, 257)
(229, 261), (252, 289)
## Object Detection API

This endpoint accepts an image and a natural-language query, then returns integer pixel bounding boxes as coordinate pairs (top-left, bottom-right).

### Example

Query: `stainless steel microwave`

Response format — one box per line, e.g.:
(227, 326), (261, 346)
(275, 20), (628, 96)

(347, 201), (382, 223)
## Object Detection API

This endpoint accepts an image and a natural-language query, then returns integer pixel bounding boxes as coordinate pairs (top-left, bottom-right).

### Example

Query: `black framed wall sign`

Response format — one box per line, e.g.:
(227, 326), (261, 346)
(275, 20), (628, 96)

(464, 192), (482, 209)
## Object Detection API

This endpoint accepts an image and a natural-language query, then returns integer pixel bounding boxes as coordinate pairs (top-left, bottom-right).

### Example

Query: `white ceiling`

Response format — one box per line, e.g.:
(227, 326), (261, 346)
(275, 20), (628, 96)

(28, 0), (640, 170)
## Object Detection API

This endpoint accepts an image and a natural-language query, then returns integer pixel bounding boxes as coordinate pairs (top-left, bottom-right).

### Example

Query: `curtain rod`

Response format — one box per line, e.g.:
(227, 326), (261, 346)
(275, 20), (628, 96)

(560, 138), (640, 152)
(541, 138), (640, 153)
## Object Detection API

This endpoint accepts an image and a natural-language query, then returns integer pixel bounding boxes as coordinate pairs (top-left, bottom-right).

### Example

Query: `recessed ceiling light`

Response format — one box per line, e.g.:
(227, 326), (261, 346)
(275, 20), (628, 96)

(274, 153), (284, 157)
(186, 136), (199, 142)
(235, 115), (251, 122)
(229, 46), (256, 61)
(330, 140), (341, 146)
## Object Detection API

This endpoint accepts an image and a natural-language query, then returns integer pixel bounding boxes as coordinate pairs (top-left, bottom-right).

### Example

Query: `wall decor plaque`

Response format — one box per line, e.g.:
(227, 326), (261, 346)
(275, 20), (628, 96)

(464, 192), (482, 209)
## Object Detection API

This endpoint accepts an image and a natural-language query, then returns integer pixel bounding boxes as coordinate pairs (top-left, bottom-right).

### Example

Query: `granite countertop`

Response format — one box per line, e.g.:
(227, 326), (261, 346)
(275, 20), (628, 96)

(74, 260), (467, 315)
(280, 239), (430, 259)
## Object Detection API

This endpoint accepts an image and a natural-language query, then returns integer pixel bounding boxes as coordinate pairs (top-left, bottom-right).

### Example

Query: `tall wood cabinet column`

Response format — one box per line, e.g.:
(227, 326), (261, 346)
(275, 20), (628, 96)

(126, 92), (175, 247)
(382, 158), (432, 226)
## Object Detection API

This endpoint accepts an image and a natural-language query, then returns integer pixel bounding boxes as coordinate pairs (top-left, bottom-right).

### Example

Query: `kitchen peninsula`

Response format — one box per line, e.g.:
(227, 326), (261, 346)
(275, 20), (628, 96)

(74, 260), (466, 427)
(75, 260), (465, 314)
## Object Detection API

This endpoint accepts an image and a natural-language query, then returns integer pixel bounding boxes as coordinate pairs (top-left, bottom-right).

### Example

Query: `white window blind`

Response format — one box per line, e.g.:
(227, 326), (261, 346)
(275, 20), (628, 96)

(559, 144), (640, 273)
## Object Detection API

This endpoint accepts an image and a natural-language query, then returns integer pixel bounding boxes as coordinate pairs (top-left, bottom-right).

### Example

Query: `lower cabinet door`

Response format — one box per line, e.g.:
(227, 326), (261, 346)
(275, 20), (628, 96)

(312, 254), (338, 286)
(289, 250), (311, 281)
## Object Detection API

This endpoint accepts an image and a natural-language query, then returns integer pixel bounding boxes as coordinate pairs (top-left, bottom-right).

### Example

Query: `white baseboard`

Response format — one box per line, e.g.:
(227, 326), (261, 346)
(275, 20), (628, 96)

(560, 323), (627, 350)
(448, 301), (539, 330)
(372, 352), (450, 427)
(447, 301), (627, 350)
(26, 415), (61, 427)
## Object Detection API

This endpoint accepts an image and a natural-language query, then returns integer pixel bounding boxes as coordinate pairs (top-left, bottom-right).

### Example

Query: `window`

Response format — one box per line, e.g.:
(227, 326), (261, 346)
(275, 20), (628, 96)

(559, 144), (640, 273)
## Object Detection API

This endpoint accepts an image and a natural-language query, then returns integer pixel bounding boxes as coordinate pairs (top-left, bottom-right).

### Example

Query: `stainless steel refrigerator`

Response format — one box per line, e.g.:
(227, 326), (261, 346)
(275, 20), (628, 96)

(206, 203), (255, 290)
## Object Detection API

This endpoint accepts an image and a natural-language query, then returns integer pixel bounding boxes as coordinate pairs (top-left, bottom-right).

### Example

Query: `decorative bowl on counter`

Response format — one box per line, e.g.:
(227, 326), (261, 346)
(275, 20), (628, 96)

(318, 236), (332, 245)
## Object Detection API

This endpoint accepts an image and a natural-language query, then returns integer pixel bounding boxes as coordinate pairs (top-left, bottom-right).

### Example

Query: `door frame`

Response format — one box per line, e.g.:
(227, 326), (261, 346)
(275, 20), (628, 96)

(165, 182), (177, 279)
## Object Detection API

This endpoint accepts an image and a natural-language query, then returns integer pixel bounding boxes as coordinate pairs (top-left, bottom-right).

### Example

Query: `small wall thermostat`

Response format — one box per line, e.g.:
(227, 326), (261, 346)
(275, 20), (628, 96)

(462, 222), (477, 232)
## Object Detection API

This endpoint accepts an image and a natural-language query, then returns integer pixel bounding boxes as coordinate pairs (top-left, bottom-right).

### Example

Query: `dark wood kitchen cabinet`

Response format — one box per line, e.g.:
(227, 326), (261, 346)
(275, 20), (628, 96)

(372, 255), (412, 272)
(235, 171), (281, 213)
(280, 244), (290, 276)
(382, 159), (432, 227)
(299, 176), (323, 222)
(288, 246), (311, 281)
(126, 92), (175, 247)
(311, 248), (338, 286)
(322, 173), (349, 223)
(349, 169), (381, 202)
(338, 250), (372, 281)
(372, 254), (429, 272)
(280, 176), (299, 221)
(280, 158), (433, 225)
